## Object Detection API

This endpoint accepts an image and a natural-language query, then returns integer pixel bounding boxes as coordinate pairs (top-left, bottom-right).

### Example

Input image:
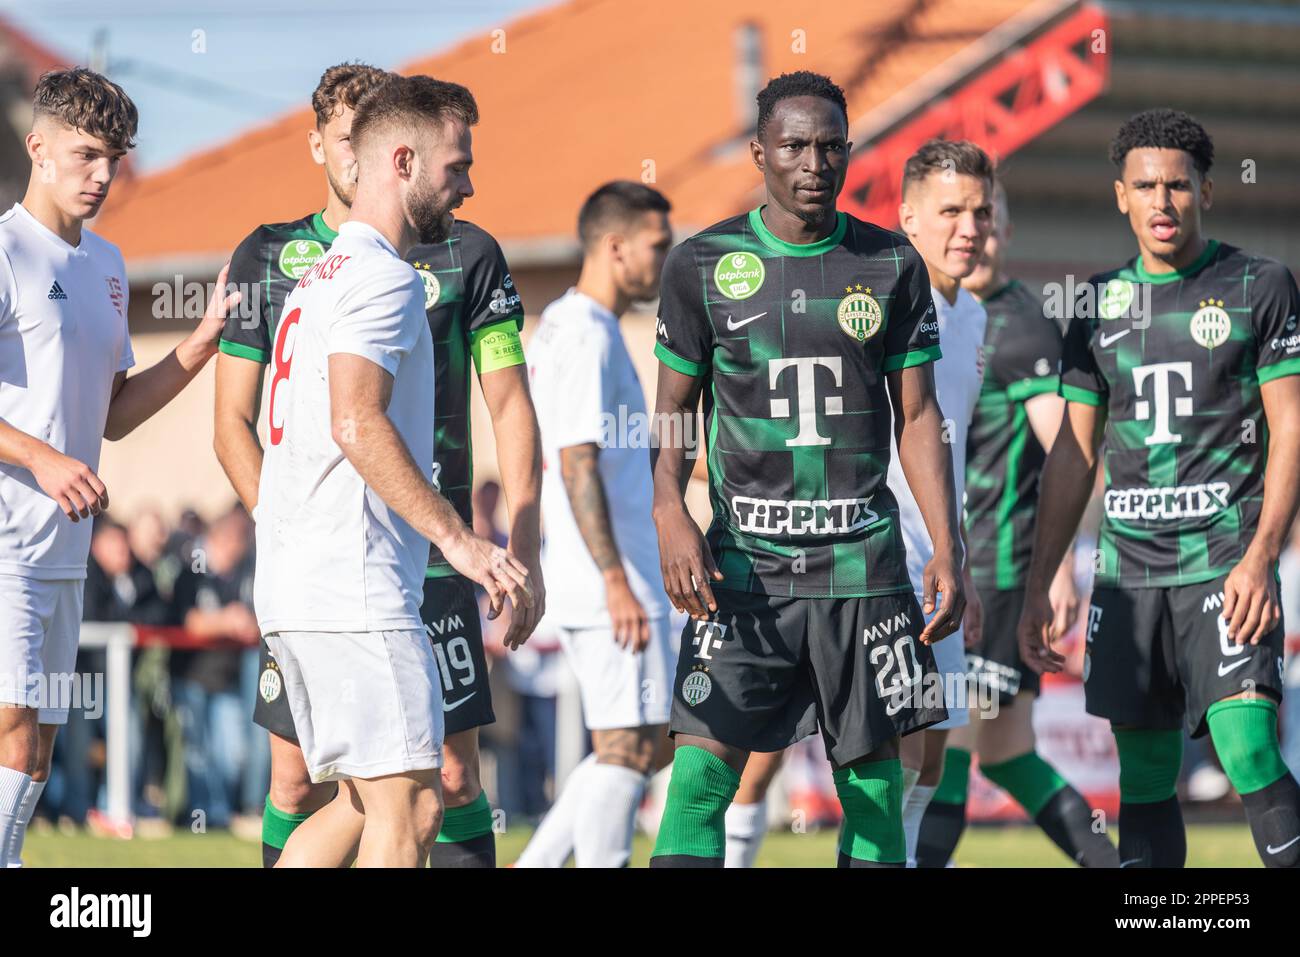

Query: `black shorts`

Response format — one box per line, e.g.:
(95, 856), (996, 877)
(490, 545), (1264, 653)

(966, 587), (1039, 706)
(1083, 573), (1285, 738)
(668, 588), (947, 770)
(252, 574), (494, 742)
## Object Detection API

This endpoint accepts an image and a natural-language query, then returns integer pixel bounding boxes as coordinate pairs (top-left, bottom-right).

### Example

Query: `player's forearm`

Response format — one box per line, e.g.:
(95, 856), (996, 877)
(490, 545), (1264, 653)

(1025, 437), (1096, 592)
(651, 372), (701, 507)
(1247, 389), (1300, 564)
(560, 444), (625, 578)
(483, 369), (543, 557)
(213, 412), (263, 511)
(895, 399), (961, 559)
(0, 417), (46, 470)
(335, 408), (469, 551)
(105, 345), (209, 440)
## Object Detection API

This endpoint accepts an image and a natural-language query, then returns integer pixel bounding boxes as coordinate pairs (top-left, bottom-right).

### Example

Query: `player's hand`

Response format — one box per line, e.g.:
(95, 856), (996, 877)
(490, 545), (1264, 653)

(443, 529), (533, 622)
(962, 566), (983, 649)
(1049, 559), (1081, 642)
(184, 262), (243, 366)
(28, 443), (108, 522)
(919, 547), (965, 645)
(1222, 550), (1280, 647)
(654, 504), (722, 620)
(605, 571), (650, 651)
(500, 543), (545, 651)
(1017, 587), (1065, 674)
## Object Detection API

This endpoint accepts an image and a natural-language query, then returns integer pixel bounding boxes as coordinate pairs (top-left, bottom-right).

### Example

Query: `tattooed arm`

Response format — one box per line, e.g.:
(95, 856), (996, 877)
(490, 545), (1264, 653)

(560, 441), (649, 651)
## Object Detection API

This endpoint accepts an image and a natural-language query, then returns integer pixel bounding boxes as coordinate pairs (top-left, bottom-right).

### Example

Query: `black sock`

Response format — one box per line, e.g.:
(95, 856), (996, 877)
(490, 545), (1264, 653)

(649, 854), (723, 868)
(1034, 785), (1119, 867)
(426, 831), (497, 868)
(1119, 796), (1186, 867)
(916, 799), (965, 868)
(262, 843), (282, 868)
(836, 852), (904, 868)
(1240, 773), (1300, 868)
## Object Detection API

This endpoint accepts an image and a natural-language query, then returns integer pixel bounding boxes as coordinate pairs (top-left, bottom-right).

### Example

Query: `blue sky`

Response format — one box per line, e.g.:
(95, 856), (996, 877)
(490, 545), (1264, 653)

(3, 0), (545, 171)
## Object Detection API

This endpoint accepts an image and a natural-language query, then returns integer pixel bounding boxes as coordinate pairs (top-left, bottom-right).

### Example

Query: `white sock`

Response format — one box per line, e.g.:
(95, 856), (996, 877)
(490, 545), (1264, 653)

(0, 766), (34, 870)
(572, 762), (647, 868)
(5, 779), (45, 867)
(724, 798), (767, 868)
(902, 783), (936, 868)
(516, 753), (598, 867)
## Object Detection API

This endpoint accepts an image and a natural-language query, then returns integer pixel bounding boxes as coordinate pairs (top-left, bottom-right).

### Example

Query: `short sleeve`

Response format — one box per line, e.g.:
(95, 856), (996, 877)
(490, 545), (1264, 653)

(654, 242), (713, 378)
(881, 245), (940, 372)
(461, 228), (524, 334)
(327, 264), (422, 375)
(1251, 258), (1300, 384)
(1059, 282), (1106, 406)
(989, 295), (1062, 402)
(546, 324), (613, 450)
(218, 229), (271, 364)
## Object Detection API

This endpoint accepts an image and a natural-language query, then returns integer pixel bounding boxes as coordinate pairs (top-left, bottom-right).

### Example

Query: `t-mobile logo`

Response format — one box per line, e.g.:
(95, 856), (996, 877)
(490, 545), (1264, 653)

(1132, 361), (1193, 446)
(768, 356), (842, 447)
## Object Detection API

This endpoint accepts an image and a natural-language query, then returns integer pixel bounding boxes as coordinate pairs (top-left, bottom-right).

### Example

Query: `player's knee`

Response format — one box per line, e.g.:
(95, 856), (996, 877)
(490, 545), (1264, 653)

(1113, 727), (1182, 802)
(439, 758), (480, 806)
(1207, 697), (1288, 794)
(270, 776), (333, 816)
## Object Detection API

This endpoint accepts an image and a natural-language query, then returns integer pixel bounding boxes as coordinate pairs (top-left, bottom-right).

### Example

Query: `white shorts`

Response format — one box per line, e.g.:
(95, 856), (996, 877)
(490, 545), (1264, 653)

(264, 629), (444, 783)
(557, 616), (674, 731)
(0, 575), (84, 724)
(917, 594), (970, 730)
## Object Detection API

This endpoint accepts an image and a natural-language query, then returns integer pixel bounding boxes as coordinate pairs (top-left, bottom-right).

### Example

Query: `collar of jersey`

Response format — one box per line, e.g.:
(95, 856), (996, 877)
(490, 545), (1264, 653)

(1135, 238), (1219, 284)
(748, 206), (845, 257)
(15, 202), (87, 256)
(980, 278), (1019, 304)
(312, 211), (339, 242)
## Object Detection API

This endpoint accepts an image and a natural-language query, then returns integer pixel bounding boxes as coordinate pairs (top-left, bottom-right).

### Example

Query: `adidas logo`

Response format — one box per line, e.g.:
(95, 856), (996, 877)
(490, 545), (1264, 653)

(47, 281), (68, 301)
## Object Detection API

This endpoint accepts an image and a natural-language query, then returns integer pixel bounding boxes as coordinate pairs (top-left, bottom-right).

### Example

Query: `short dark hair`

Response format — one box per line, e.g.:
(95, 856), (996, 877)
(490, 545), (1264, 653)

(33, 68), (138, 151)
(901, 139), (995, 196)
(312, 62), (390, 127)
(349, 75), (479, 154)
(1109, 108), (1214, 177)
(756, 71), (848, 139)
(577, 180), (671, 248)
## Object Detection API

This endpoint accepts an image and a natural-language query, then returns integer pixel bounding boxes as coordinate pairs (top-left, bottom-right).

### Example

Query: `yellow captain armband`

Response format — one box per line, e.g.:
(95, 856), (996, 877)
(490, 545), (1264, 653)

(470, 321), (525, 374)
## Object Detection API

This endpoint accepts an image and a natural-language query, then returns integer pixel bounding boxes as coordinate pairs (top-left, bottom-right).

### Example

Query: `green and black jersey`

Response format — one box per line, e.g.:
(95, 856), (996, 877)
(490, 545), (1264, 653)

(655, 206), (941, 599)
(965, 280), (1063, 590)
(220, 216), (525, 578)
(1060, 240), (1300, 588)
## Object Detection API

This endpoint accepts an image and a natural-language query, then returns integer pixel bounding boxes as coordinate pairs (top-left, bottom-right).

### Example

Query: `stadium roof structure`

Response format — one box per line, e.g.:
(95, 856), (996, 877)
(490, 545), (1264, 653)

(95, 0), (1093, 281)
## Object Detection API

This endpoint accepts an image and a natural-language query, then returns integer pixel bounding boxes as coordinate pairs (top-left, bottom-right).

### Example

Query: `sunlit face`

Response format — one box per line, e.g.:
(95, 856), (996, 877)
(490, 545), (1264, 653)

(27, 121), (126, 220)
(965, 194), (1009, 292)
(899, 172), (993, 285)
(406, 118), (474, 244)
(753, 96), (851, 227)
(310, 105), (360, 207)
(612, 210), (673, 302)
(1114, 147), (1211, 264)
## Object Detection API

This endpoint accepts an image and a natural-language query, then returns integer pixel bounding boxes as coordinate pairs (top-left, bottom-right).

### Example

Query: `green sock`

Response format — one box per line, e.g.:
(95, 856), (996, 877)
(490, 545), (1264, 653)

(1206, 698), (1290, 795)
(436, 790), (494, 843)
(652, 746), (740, 860)
(834, 758), (904, 863)
(933, 747), (971, 805)
(263, 796), (312, 851)
(1113, 727), (1183, 803)
(980, 751), (1069, 818)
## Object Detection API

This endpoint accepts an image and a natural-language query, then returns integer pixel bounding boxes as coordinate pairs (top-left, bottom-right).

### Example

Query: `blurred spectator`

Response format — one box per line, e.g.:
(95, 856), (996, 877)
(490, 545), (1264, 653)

(168, 506), (261, 829)
(1280, 518), (1300, 777)
(129, 506), (182, 602)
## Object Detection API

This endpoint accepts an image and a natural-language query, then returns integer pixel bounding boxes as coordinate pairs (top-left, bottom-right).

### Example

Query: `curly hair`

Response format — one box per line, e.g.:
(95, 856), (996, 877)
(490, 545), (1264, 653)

(33, 68), (138, 151)
(756, 71), (848, 139)
(1109, 108), (1214, 176)
(311, 62), (391, 127)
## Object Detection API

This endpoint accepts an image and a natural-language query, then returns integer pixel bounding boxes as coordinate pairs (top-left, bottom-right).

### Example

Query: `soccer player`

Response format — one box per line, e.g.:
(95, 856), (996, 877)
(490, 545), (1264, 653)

(887, 139), (992, 865)
(917, 182), (1119, 868)
(215, 64), (543, 868)
(517, 181), (676, 868)
(253, 74), (533, 868)
(0, 68), (240, 867)
(648, 71), (965, 868)
(1019, 108), (1300, 868)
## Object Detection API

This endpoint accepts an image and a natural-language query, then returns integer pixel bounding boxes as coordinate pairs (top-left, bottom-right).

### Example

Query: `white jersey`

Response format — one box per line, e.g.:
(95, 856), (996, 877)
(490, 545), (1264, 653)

(0, 203), (133, 580)
(254, 221), (434, 634)
(529, 289), (669, 628)
(888, 285), (987, 587)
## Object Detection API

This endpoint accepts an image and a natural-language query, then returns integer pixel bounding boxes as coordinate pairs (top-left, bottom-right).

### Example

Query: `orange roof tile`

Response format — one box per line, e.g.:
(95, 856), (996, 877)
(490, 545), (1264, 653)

(95, 0), (1040, 269)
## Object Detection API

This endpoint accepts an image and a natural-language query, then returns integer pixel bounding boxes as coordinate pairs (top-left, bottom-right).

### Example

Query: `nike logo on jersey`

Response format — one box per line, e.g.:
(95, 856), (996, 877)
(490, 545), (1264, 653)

(444, 692), (477, 712)
(1267, 835), (1300, 855)
(1098, 328), (1130, 348)
(726, 312), (766, 331)
(1217, 657), (1251, 677)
